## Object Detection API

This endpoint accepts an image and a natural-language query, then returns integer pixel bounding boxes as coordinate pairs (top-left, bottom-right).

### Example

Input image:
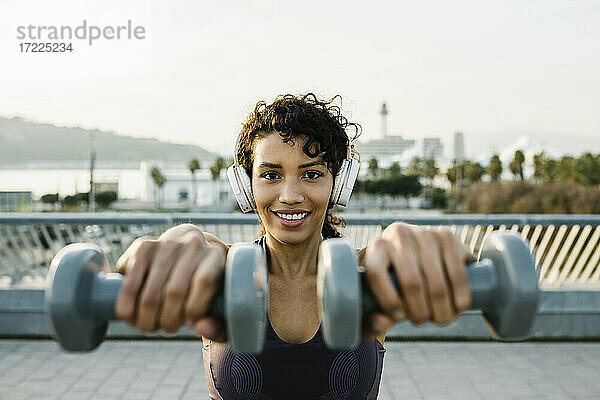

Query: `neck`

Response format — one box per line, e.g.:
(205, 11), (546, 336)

(265, 232), (323, 280)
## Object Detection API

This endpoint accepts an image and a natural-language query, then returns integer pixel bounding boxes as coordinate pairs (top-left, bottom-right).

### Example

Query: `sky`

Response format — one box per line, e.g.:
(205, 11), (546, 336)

(1, 0), (599, 158)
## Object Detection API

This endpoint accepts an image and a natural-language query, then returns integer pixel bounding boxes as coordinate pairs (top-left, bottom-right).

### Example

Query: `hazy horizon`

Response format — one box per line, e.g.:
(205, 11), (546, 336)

(2, 0), (599, 158)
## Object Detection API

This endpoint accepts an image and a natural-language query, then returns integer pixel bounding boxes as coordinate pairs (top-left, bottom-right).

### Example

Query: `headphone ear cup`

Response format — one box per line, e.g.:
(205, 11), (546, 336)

(237, 167), (256, 210)
(227, 165), (256, 213)
(331, 158), (360, 207)
(331, 159), (349, 205)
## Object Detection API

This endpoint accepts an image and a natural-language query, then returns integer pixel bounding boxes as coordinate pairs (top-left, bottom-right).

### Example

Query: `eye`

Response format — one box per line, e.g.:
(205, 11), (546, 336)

(261, 171), (281, 180)
(303, 170), (324, 180)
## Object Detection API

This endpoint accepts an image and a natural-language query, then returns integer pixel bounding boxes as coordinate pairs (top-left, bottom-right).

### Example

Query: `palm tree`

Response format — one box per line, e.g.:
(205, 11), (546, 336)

(488, 154), (503, 182)
(210, 156), (227, 203)
(150, 166), (167, 208)
(533, 152), (545, 182)
(407, 157), (423, 177)
(509, 150), (525, 181)
(464, 160), (485, 183)
(388, 162), (401, 178)
(367, 158), (379, 179)
(446, 165), (458, 186)
(187, 158), (201, 208)
(422, 158), (439, 186)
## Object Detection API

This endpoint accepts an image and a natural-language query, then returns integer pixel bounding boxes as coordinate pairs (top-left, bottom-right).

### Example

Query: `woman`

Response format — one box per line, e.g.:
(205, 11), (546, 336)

(115, 94), (471, 400)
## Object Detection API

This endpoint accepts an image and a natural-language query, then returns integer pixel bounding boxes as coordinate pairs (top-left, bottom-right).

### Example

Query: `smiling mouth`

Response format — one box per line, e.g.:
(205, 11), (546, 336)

(272, 211), (310, 226)
(273, 211), (309, 221)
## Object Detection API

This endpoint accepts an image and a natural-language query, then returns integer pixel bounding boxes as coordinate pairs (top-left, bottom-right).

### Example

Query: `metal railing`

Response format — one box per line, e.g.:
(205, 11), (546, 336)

(1, 213), (600, 288)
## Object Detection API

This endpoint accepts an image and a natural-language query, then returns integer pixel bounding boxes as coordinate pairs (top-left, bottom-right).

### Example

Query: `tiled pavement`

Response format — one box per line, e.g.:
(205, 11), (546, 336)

(0, 340), (599, 400)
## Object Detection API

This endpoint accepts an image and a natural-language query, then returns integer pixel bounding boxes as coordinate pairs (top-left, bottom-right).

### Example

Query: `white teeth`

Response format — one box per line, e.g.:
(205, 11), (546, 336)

(276, 212), (307, 221)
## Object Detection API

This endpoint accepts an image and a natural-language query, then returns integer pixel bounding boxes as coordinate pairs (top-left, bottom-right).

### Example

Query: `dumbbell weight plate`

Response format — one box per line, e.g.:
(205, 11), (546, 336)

(225, 243), (269, 354)
(477, 232), (539, 340)
(317, 240), (361, 349)
(46, 243), (111, 352)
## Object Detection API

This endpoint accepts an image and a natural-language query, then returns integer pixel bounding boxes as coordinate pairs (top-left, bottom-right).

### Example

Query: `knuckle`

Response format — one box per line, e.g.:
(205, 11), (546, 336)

(159, 239), (182, 254)
(184, 301), (203, 319)
(120, 280), (139, 298)
(364, 239), (389, 268)
(415, 228), (433, 239)
(193, 269), (216, 289)
(390, 222), (408, 236)
(401, 277), (422, 297)
(370, 237), (387, 250)
(428, 282), (447, 302)
(438, 228), (456, 243)
(185, 234), (208, 251)
(139, 239), (158, 252)
(165, 284), (186, 302)
(139, 293), (160, 310)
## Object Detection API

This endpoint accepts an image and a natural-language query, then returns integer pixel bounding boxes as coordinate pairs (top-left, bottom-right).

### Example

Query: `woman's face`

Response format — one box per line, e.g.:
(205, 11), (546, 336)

(251, 132), (334, 245)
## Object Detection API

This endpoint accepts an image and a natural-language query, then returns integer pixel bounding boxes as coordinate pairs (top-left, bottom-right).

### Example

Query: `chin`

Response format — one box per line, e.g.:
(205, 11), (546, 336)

(266, 224), (321, 245)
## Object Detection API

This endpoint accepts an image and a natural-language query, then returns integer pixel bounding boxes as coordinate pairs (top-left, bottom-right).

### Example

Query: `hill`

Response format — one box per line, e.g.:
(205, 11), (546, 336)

(0, 116), (220, 168)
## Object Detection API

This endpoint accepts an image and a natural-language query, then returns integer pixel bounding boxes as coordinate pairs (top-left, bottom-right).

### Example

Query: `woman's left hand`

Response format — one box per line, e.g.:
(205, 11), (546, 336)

(358, 222), (475, 339)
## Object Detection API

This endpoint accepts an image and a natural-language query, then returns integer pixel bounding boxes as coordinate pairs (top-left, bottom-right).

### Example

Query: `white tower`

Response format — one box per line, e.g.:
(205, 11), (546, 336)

(380, 103), (388, 138)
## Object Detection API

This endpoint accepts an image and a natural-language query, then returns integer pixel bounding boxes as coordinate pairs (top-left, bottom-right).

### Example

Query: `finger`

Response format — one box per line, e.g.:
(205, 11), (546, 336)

(362, 312), (397, 340)
(192, 316), (227, 342)
(115, 236), (152, 274)
(438, 229), (471, 313)
(413, 229), (454, 325)
(136, 240), (182, 332)
(115, 240), (157, 323)
(382, 224), (430, 325)
(160, 234), (209, 334)
(185, 247), (226, 320)
(363, 238), (405, 317)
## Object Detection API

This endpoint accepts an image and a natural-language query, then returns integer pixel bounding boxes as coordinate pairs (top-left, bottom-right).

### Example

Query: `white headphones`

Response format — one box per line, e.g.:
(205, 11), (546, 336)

(226, 132), (361, 213)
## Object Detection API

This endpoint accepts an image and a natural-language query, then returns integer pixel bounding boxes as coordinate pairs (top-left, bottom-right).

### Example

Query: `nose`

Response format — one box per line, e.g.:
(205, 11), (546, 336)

(278, 178), (304, 204)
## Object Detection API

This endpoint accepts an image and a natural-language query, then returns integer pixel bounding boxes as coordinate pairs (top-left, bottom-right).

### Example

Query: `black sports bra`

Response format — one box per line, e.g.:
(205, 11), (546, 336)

(202, 237), (386, 400)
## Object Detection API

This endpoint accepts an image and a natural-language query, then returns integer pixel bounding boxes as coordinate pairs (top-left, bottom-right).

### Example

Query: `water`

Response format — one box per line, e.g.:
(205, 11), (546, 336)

(0, 168), (143, 199)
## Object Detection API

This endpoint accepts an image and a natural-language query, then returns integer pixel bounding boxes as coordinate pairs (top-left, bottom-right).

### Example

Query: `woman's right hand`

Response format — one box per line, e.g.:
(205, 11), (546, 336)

(114, 224), (228, 341)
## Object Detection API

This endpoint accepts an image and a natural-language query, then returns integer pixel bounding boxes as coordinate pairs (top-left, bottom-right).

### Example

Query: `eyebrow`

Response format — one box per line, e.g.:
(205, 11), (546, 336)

(257, 161), (326, 169)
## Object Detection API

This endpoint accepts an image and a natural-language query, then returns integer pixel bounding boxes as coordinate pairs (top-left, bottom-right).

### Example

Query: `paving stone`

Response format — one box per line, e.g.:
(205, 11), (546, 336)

(0, 340), (599, 399)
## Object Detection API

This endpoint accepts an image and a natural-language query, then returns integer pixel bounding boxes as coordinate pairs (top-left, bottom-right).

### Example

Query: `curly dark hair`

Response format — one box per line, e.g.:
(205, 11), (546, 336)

(237, 93), (361, 239)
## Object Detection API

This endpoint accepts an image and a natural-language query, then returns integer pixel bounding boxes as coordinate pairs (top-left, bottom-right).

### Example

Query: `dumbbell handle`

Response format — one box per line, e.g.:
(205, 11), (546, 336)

(87, 272), (225, 323)
(360, 259), (497, 316)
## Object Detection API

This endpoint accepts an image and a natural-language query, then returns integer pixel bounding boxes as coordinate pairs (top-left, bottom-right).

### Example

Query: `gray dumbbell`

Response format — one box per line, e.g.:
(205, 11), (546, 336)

(317, 231), (540, 349)
(46, 242), (268, 354)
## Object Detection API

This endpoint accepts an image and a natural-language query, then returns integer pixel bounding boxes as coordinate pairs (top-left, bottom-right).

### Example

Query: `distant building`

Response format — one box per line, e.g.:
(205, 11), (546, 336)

(356, 135), (416, 164)
(94, 182), (118, 193)
(0, 191), (32, 211)
(140, 162), (233, 209)
(453, 131), (465, 162)
(422, 138), (444, 160)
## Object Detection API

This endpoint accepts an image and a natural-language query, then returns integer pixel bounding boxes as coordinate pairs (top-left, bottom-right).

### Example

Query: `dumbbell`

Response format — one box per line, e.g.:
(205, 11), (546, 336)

(317, 231), (540, 349)
(45, 242), (268, 354)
